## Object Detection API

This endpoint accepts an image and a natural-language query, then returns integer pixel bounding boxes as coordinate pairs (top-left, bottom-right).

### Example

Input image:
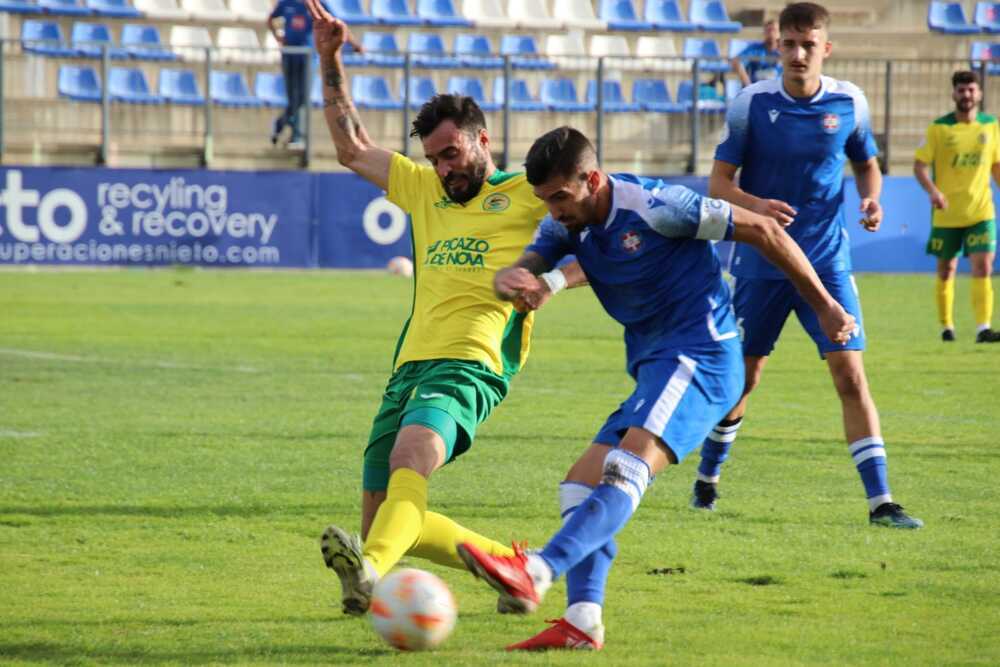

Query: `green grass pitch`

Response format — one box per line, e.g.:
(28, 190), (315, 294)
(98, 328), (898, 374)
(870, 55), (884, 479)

(1, 270), (998, 666)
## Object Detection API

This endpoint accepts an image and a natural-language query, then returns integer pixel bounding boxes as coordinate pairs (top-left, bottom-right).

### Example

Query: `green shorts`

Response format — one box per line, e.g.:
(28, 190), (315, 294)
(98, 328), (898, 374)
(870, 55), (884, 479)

(362, 359), (509, 491)
(927, 219), (997, 259)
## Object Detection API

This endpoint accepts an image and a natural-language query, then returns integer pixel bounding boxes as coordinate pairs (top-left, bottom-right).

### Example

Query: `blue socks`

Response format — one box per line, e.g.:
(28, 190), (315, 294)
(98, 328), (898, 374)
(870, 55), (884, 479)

(696, 417), (742, 483)
(849, 436), (892, 511)
(560, 482), (616, 606)
(540, 449), (650, 579)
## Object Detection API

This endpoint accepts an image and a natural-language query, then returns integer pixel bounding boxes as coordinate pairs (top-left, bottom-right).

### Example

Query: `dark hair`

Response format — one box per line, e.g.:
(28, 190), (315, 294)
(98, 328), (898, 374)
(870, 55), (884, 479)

(952, 70), (981, 88)
(524, 126), (596, 186)
(779, 2), (830, 32)
(409, 94), (485, 139)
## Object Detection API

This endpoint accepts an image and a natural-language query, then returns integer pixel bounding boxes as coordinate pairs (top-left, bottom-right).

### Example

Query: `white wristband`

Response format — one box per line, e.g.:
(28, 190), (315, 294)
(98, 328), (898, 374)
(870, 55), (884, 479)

(539, 269), (567, 295)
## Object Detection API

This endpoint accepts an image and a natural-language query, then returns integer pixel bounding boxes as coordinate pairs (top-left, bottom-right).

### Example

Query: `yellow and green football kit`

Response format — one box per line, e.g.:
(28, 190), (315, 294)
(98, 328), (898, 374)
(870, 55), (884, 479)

(915, 112), (999, 330)
(359, 152), (548, 578)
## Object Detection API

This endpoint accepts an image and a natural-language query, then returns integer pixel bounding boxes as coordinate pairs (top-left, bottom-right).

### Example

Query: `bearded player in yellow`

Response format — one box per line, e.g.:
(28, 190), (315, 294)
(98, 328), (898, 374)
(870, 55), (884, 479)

(304, 0), (549, 616)
(914, 70), (1000, 343)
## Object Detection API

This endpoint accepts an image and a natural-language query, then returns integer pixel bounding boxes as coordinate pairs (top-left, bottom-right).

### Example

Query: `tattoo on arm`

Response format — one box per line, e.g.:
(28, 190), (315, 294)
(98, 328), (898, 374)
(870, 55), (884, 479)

(323, 65), (343, 90)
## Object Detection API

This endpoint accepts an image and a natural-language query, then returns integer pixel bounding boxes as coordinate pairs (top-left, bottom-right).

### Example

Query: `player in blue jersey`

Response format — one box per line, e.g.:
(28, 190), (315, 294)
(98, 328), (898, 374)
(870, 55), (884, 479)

(690, 2), (923, 529)
(730, 19), (781, 87)
(455, 126), (856, 651)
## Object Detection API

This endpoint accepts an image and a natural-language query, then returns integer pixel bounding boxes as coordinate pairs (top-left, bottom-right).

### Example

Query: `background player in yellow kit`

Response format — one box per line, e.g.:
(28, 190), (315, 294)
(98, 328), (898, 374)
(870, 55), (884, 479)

(304, 0), (549, 615)
(914, 70), (1000, 343)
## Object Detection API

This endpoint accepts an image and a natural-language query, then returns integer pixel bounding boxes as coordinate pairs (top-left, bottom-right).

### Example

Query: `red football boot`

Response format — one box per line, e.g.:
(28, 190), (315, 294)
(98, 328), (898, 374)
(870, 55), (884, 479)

(456, 541), (540, 613)
(506, 618), (604, 651)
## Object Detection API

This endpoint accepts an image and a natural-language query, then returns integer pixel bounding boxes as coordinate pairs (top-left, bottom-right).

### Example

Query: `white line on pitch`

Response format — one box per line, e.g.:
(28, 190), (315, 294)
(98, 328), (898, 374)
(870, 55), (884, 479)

(0, 348), (258, 373)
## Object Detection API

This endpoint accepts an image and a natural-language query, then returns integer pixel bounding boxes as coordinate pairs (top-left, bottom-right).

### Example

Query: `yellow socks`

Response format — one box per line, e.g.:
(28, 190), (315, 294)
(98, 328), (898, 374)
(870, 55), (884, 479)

(410, 511), (514, 570)
(363, 468), (427, 577)
(936, 276), (955, 330)
(972, 277), (994, 329)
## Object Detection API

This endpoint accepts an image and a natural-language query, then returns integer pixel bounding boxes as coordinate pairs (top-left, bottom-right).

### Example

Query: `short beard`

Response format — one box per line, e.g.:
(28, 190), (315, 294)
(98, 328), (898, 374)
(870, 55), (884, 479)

(443, 149), (488, 204)
(956, 99), (976, 113)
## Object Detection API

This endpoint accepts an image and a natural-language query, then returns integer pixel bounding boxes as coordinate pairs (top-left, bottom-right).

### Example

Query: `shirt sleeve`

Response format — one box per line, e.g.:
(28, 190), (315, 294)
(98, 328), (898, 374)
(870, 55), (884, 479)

(714, 88), (751, 167)
(525, 216), (571, 267)
(387, 152), (436, 214)
(643, 182), (734, 241)
(845, 88), (879, 162)
(913, 124), (936, 164)
(268, 0), (283, 20)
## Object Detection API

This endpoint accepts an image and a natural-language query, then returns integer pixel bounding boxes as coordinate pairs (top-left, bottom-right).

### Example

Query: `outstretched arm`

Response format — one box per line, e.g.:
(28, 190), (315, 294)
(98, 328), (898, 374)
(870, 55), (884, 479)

(495, 253), (587, 313)
(306, 0), (392, 190)
(730, 204), (855, 345)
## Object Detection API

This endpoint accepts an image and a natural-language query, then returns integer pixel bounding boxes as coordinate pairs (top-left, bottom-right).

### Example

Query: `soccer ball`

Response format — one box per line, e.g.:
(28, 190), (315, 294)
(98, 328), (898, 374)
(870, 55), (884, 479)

(386, 256), (414, 277)
(369, 568), (457, 651)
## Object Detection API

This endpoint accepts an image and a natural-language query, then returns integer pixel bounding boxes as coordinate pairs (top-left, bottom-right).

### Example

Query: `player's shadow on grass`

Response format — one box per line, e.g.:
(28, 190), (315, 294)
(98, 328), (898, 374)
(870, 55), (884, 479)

(0, 641), (393, 663)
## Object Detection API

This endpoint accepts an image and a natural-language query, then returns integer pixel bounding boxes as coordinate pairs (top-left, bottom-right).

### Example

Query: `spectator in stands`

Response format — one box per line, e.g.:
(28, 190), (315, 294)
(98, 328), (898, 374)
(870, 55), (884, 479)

(914, 70), (1000, 343)
(268, 0), (312, 149)
(730, 18), (780, 87)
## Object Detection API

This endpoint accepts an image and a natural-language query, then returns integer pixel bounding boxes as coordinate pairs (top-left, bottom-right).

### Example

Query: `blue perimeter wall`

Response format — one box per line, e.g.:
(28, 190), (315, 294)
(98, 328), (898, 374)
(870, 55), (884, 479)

(0, 165), (988, 272)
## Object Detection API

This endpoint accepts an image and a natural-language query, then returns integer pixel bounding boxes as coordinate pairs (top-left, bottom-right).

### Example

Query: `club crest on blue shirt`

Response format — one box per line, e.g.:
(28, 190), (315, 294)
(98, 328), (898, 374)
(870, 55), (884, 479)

(822, 113), (840, 134)
(621, 230), (642, 253)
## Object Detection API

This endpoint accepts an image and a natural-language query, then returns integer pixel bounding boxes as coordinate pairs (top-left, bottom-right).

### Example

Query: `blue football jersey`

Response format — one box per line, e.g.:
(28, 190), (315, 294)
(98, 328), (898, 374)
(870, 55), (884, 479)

(270, 0), (313, 47)
(526, 174), (739, 377)
(715, 76), (879, 279)
(736, 42), (781, 83)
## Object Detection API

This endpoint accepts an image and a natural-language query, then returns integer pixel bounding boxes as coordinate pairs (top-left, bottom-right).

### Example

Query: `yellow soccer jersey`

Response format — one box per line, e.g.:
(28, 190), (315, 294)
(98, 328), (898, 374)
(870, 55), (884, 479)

(914, 112), (1000, 228)
(386, 152), (549, 377)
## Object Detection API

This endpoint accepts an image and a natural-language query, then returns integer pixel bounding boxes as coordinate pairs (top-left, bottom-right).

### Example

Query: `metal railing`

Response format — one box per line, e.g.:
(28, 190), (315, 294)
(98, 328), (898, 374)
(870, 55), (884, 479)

(2, 37), (998, 174)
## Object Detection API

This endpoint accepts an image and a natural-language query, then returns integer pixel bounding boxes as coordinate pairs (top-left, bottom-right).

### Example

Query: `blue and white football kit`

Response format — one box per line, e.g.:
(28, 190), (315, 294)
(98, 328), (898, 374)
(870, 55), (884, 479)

(523, 175), (744, 605)
(715, 75), (878, 357)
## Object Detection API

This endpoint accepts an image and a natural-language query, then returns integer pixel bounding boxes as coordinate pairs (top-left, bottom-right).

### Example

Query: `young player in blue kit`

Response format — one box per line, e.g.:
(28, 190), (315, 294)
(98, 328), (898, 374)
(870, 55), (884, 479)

(689, 2), (923, 529)
(455, 126), (857, 650)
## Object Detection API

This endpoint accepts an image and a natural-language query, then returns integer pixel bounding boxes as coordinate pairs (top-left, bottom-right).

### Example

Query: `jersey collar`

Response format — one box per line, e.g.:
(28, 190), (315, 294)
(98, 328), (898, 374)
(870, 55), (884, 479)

(778, 74), (832, 104)
(603, 174), (620, 229)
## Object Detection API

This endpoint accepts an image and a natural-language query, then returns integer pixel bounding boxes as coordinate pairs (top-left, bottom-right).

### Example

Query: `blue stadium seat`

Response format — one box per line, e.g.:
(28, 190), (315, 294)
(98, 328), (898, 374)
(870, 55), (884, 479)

(57, 64), (102, 101)
(492, 77), (545, 111)
(86, 0), (139, 16)
(417, 0), (471, 26)
(0, 0), (41, 14)
(71, 22), (128, 59)
(407, 32), (460, 68)
(400, 76), (437, 108)
(644, 0), (694, 31)
(159, 68), (206, 105)
(586, 79), (640, 112)
(929, 2), (979, 34)
(38, 0), (90, 15)
(352, 74), (403, 109)
(21, 19), (77, 56)
(599, 0), (652, 31)
(341, 39), (366, 66)
(121, 24), (177, 61)
(970, 42), (1000, 75)
(327, 0), (377, 24)
(209, 70), (263, 107)
(975, 2), (1000, 33)
(455, 34), (502, 68)
(254, 71), (287, 107)
(725, 77), (742, 101)
(728, 37), (756, 58)
(500, 35), (555, 70)
(677, 79), (726, 112)
(108, 66), (162, 103)
(689, 0), (741, 32)
(371, 0), (421, 25)
(632, 78), (683, 112)
(539, 78), (594, 112)
(361, 31), (405, 67)
(446, 76), (499, 111)
(683, 38), (729, 72)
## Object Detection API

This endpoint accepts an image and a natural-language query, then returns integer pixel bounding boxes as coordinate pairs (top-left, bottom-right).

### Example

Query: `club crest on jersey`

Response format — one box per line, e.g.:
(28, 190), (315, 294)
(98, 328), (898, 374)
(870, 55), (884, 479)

(822, 113), (840, 134)
(482, 193), (511, 213)
(979, 133), (988, 145)
(621, 230), (642, 253)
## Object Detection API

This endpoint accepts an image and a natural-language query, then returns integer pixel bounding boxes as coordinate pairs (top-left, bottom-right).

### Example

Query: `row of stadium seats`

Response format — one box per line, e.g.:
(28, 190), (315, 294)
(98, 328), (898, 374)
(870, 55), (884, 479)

(55, 64), (732, 112)
(21, 20), (749, 72)
(1, 0), (743, 33)
(929, 1), (1000, 34)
